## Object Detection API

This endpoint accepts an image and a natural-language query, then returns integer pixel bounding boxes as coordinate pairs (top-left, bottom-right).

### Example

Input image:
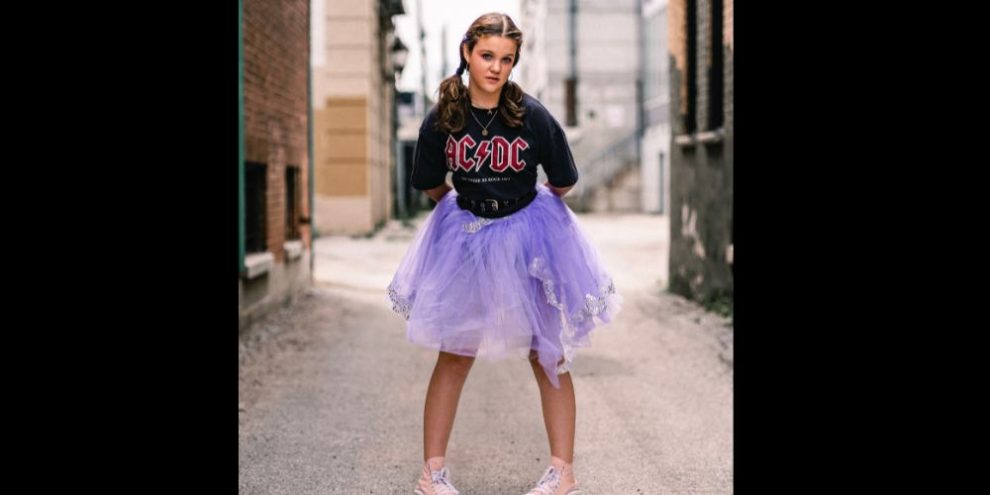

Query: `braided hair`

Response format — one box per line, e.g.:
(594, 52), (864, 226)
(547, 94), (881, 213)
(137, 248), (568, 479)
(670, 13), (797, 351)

(435, 12), (526, 134)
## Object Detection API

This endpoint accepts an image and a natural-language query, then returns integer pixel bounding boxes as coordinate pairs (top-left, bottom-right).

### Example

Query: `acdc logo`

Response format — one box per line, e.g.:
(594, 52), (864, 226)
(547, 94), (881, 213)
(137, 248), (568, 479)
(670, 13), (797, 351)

(444, 135), (530, 173)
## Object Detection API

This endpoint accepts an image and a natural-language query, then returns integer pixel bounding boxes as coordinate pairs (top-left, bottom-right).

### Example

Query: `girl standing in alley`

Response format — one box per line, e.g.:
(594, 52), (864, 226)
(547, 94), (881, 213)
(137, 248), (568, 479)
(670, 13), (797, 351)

(387, 12), (620, 495)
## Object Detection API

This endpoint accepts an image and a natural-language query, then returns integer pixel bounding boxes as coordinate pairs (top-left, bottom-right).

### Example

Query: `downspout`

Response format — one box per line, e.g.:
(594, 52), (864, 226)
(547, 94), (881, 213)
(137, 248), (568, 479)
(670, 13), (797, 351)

(238, 0), (245, 275)
(308, 2), (315, 282)
(569, 0), (577, 85)
(568, 0), (575, 125)
(637, 0), (645, 145)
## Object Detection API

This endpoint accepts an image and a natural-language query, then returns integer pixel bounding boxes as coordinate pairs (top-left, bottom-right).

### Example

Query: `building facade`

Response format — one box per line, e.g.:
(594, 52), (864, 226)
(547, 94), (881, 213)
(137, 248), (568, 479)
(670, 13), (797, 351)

(640, 0), (672, 215)
(667, 0), (733, 308)
(239, 0), (314, 331)
(518, 0), (644, 211)
(312, 0), (405, 235)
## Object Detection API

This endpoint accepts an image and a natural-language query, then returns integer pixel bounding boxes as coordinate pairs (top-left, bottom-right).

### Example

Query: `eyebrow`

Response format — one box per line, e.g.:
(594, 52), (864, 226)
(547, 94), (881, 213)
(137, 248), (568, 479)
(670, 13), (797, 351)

(480, 49), (515, 58)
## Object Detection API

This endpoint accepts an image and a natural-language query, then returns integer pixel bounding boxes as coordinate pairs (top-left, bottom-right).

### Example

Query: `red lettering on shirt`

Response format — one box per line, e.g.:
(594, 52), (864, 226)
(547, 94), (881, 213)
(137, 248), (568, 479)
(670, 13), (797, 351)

(509, 137), (529, 172)
(445, 135), (530, 174)
(457, 135), (476, 171)
(489, 136), (511, 172)
(474, 140), (491, 172)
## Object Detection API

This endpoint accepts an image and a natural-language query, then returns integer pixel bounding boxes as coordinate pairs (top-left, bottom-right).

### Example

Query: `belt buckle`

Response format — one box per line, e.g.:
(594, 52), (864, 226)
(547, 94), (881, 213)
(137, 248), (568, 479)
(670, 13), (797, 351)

(484, 199), (499, 212)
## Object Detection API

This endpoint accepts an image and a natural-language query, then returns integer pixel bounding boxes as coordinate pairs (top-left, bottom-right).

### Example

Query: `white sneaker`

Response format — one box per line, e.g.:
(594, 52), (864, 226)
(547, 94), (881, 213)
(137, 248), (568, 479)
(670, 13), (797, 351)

(522, 464), (583, 495)
(413, 462), (460, 495)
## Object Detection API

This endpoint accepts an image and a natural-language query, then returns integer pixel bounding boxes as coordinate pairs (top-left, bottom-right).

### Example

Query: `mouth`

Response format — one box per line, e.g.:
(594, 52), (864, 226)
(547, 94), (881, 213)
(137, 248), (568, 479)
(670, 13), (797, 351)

(485, 76), (500, 83)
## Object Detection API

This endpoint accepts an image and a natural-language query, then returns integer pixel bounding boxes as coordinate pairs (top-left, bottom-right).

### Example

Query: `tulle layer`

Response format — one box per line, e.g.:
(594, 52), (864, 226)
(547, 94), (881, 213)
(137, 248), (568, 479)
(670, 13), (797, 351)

(387, 184), (621, 388)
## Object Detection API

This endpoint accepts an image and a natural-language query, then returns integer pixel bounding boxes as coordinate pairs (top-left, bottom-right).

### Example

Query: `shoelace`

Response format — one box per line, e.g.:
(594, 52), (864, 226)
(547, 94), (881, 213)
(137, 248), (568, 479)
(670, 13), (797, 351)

(528, 466), (562, 495)
(429, 468), (460, 495)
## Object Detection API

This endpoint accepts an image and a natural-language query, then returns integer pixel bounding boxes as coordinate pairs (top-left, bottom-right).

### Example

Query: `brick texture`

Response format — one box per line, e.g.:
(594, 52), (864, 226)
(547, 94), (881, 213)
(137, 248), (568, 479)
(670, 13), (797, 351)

(244, 0), (311, 261)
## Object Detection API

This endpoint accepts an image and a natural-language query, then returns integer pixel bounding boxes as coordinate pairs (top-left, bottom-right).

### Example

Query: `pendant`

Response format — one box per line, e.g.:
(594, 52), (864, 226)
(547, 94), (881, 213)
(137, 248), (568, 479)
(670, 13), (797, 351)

(482, 129), (488, 136)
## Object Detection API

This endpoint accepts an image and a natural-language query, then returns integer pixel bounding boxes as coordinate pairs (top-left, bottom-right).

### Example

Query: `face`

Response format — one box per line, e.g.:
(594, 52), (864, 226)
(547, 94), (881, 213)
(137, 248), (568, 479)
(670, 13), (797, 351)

(462, 35), (518, 98)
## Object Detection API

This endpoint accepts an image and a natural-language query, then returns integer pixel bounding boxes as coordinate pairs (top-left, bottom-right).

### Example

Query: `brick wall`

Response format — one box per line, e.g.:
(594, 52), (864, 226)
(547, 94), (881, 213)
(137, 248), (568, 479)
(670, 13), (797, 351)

(244, 0), (311, 261)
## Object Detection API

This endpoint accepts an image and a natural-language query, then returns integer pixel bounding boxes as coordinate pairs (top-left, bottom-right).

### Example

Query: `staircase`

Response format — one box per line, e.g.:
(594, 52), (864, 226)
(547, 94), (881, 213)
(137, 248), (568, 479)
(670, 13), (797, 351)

(563, 129), (641, 212)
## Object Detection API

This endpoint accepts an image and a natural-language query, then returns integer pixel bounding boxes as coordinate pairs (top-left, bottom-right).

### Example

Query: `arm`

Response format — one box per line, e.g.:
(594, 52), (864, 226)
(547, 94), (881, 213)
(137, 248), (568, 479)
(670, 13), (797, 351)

(425, 183), (452, 202)
(544, 181), (573, 198)
(530, 99), (579, 197)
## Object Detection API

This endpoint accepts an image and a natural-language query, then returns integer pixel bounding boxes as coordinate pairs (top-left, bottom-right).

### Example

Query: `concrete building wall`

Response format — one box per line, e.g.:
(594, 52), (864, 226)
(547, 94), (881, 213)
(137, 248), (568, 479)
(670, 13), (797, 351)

(539, 0), (640, 133)
(239, 251), (312, 331)
(519, 0), (643, 212)
(312, 0), (397, 235)
(641, 0), (672, 215)
(640, 122), (672, 214)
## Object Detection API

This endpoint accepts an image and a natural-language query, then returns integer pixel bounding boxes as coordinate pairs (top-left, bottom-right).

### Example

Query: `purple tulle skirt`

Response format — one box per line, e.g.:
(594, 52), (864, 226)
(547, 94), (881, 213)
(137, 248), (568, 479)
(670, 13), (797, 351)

(387, 183), (621, 388)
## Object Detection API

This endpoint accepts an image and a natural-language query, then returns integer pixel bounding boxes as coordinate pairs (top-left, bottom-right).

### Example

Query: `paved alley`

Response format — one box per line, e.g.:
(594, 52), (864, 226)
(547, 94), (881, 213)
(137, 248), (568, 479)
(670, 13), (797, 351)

(239, 212), (733, 494)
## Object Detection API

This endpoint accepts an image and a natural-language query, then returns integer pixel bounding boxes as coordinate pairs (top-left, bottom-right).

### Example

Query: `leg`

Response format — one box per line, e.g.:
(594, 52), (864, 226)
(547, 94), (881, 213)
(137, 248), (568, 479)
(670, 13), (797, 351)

(529, 350), (578, 487)
(423, 350), (476, 469)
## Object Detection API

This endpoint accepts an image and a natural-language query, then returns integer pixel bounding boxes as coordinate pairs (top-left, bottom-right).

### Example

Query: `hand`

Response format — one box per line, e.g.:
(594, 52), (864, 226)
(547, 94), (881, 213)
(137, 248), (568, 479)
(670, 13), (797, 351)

(425, 183), (452, 202)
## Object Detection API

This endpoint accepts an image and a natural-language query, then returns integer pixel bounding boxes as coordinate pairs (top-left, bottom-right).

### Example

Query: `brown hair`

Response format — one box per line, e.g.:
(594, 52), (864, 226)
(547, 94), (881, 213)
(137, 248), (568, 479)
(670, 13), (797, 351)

(435, 12), (526, 134)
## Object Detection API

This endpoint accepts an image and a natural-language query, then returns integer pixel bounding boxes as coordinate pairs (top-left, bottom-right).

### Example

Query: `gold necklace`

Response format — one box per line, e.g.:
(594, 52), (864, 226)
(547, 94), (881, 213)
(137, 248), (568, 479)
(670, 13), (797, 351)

(469, 107), (498, 136)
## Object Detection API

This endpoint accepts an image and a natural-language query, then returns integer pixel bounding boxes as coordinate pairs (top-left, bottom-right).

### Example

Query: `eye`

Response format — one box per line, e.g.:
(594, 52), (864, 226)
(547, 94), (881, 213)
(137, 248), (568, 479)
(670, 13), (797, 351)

(503, 57), (513, 64)
(482, 54), (493, 60)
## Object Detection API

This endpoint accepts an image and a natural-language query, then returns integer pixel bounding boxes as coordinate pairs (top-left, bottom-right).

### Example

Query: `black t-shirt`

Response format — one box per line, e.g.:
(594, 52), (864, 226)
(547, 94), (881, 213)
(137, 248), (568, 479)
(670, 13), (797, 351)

(410, 93), (579, 200)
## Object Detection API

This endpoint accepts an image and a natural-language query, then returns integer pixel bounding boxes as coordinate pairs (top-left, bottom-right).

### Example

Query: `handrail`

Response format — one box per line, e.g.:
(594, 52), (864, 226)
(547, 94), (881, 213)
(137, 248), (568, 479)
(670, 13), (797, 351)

(569, 130), (640, 206)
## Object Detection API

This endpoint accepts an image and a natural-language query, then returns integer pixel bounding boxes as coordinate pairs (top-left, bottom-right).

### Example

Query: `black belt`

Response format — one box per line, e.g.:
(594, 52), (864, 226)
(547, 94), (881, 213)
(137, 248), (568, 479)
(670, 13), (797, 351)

(456, 189), (537, 218)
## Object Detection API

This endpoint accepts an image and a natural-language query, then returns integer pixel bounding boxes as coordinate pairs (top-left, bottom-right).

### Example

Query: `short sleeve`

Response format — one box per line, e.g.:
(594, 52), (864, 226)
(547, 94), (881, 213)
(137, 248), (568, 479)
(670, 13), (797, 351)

(532, 102), (579, 188)
(410, 110), (448, 190)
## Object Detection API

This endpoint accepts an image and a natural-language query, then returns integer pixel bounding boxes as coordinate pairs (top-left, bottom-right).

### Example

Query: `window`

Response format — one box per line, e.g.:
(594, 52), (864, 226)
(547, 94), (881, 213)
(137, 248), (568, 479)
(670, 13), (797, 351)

(685, 0), (697, 134)
(245, 162), (267, 253)
(285, 165), (300, 240)
(565, 77), (578, 127)
(708, 0), (723, 130)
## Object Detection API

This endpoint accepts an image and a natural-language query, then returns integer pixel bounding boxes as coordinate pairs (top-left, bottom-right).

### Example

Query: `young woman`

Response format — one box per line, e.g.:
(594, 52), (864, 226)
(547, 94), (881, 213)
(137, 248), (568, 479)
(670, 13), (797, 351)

(387, 12), (620, 495)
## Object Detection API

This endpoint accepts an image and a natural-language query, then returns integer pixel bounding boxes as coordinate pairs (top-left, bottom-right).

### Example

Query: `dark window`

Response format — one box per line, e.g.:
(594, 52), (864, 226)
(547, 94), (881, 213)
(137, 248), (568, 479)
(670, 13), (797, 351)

(285, 166), (300, 240)
(566, 0), (578, 127)
(245, 162), (267, 253)
(685, 0), (697, 134)
(708, 0), (723, 130)
(565, 77), (578, 127)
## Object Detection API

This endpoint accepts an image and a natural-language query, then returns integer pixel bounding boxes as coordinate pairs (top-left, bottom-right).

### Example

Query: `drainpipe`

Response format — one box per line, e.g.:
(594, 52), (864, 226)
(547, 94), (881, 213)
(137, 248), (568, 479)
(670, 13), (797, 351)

(636, 0), (644, 144)
(308, 2), (315, 282)
(238, 0), (245, 275)
(569, 0), (577, 83)
(567, 0), (577, 126)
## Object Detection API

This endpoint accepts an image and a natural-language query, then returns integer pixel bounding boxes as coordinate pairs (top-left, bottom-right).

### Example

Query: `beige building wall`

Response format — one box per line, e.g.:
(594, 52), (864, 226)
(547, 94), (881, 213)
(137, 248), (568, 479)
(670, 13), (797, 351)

(312, 0), (396, 235)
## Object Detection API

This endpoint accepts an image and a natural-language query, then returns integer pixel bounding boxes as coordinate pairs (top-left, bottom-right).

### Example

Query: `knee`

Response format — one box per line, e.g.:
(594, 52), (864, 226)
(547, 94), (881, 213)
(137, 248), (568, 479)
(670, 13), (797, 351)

(529, 349), (565, 367)
(438, 351), (475, 374)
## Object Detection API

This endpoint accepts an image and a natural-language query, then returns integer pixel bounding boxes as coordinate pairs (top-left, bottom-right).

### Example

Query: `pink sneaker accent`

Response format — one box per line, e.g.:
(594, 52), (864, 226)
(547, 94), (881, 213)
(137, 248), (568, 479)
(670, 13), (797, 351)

(413, 461), (460, 495)
(522, 464), (582, 495)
